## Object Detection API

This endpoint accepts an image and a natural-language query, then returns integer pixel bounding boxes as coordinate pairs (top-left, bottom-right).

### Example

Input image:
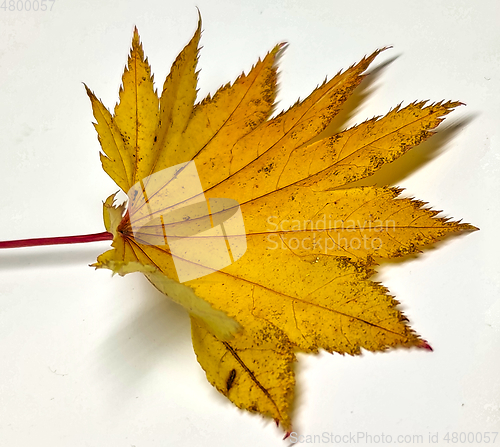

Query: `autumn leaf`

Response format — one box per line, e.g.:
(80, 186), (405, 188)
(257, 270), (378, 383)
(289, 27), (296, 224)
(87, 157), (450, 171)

(85, 18), (476, 432)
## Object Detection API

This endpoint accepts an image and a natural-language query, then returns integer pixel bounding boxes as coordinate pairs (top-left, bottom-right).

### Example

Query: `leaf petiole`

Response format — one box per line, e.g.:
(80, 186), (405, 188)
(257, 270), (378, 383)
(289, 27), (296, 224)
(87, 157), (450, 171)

(0, 231), (113, 249)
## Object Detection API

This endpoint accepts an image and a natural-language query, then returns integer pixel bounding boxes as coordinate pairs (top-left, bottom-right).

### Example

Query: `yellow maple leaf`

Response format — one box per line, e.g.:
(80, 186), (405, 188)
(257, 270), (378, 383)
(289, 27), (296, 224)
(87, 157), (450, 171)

(85, 18), (476, 432)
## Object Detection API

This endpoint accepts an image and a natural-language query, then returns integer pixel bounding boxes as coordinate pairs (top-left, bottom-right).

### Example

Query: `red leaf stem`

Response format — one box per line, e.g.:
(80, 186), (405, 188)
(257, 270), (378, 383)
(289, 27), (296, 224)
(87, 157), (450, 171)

(0, 231), (113, 249)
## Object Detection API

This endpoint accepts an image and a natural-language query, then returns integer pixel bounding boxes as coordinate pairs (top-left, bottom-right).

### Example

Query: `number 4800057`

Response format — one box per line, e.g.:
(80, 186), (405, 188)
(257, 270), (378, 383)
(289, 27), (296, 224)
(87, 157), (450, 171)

(1, 0), (55, 11)
(443, 432), (498, 444)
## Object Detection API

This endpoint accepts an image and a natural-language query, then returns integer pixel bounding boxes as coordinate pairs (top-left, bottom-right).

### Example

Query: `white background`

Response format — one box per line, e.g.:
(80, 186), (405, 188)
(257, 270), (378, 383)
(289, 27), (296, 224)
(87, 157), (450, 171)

(0, 1), (498, 446)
